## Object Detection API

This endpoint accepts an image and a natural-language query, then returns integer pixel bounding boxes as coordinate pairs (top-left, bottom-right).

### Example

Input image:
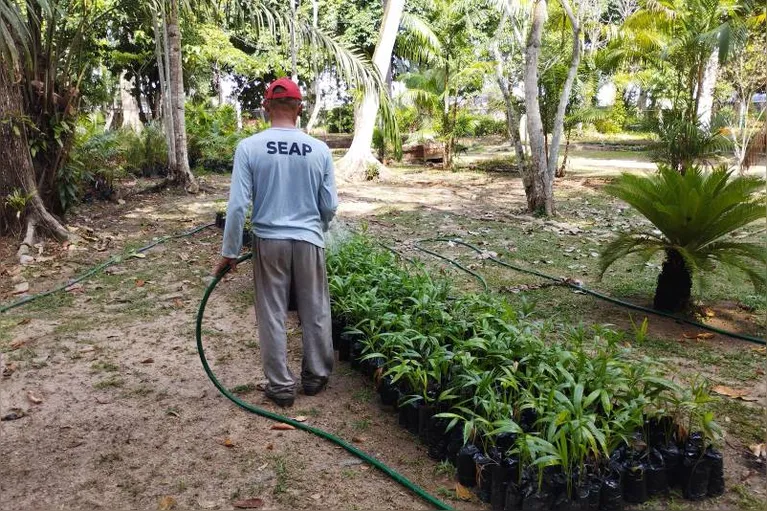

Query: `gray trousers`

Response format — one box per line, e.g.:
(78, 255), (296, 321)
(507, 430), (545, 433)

(252, 238), (334, 395)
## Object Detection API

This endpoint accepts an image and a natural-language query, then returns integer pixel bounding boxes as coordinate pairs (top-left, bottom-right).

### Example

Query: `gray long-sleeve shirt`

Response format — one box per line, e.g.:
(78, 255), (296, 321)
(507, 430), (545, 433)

(221, 127), (338, 258)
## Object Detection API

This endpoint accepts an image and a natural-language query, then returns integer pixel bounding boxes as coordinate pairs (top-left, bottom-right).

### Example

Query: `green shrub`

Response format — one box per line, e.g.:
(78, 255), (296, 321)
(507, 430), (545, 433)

(600, 165), (766, 312)
(325, 105), (355, 134)
(121, 123), (169, 177)
(473, 115), (507, 137)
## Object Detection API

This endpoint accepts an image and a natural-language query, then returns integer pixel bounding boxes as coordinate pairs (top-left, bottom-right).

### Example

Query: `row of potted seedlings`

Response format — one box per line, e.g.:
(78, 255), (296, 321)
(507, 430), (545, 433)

(327, 236), (726, 510)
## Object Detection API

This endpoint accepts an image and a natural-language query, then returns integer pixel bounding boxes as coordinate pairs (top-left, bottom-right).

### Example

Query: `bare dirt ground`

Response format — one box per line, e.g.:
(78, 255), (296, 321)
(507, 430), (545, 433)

(1, 161), (765, 510)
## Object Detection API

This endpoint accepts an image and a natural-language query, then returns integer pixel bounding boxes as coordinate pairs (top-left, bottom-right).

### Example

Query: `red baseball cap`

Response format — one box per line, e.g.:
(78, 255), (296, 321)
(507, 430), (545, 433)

(265, 78), (302, 101)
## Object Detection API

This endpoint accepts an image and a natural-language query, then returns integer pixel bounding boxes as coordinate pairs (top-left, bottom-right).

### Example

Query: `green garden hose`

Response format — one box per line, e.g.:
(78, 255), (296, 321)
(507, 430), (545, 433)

(195, 252), (453, 511)
(416, 237), (766, 346)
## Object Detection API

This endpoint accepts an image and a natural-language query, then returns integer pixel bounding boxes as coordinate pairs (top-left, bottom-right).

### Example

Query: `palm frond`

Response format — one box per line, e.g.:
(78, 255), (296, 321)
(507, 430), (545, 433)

(397, 12), (442, 65)
(599, 232), (667, 277)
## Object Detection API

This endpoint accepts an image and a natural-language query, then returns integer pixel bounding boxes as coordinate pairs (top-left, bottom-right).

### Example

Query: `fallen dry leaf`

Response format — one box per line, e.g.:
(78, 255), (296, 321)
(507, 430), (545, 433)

(310, 493), (321, 500)
(13, 282), (29, 294)
(128, 252), (146, 259)
(455, 482), (474, 501)
(712, 385), (758, 401)
(158, 496), (177, 510)
(27, 391), (43, 404)
(292, 416), (308, 422)
(141, 358), (154, 364)
(17, 318), (31, 326)
(222, 437), (235, 448)
(682, 332), (716, 340)
(10, 339), (28, 350)
(270, 423), (295, 431)
(704, 309), (716, 318)
(749, 443), (766, 459)
(351, 436), (366, 443)
(232, 498), (264, 509)
(136, 279), (146, 287)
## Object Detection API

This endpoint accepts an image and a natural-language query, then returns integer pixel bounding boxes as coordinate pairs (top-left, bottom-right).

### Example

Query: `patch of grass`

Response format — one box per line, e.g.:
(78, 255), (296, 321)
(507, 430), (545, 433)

(8, 346), (37, 362)
(352, 388), (374, 403)
(91, 360), (119, 373)
(434, 461), (457, 479)
(731, 484), (767, 511)
(436, 486), (455, 500)
(341, 468), (358, 479)
(123, 385), (153, 397)
(22, 292), (74, 313)
(93, 376), (124, 389)
(270, 455), (290, 495)
(713, 398), (767, 444)
(232, 382), (257, 395)
(352, 418), (371, 431)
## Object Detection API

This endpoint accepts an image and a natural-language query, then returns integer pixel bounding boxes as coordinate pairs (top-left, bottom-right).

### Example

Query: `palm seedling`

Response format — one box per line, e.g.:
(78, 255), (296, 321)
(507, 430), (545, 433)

(600, 165), (766, 312)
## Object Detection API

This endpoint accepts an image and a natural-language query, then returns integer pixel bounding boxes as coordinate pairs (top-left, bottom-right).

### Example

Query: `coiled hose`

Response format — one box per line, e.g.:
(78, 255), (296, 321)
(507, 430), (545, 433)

(414, 237), (766, 346)
(195, 252), (453, 511)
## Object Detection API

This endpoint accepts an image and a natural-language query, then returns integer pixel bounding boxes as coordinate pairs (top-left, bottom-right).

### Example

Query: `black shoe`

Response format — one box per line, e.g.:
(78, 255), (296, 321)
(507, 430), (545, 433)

(303, 378), (328, 396)
(265, 388), (295, 408)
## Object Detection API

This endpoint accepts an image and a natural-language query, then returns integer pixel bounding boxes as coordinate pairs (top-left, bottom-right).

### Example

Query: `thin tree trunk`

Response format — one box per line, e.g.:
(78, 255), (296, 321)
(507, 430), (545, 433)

(336, 0), (405, 181)
(305, 0), (322, 133)
(523, 0), (550, 215)
(490, 20), (526, 172)
(547, 0), (581, 182)
(0, 66), (69, 244)
(696, 49), (718, 127)
(152, 8), (177, 170)
(290, 0), (298, 82)
(167, 0), (198, 192)
(160, 3), (177, 170)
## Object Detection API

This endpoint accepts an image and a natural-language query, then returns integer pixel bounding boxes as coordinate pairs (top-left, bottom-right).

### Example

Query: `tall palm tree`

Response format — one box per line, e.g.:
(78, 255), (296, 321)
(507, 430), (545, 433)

(599, 166), (766, 312)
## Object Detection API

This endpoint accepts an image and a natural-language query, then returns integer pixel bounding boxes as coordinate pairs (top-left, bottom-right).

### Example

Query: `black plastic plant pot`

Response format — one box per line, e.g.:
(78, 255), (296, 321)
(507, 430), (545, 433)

(338, 331), (357, 362)
(417, 404), (436, 444)
(681, 432), (710, 501)
(503, 481), (522, 511)
(659, 441), (682, 488)
(490, 463), (511, 511)
(378, 376), (400, 409)
(599, 467), (624, 511)
(622, 459), (648, 504)
(646, 449), (669, 497)
(586, 473), (602, 510)
(682, 456), (711, 501)
(349, 340), (364, 370)
(406, 401), (420, 435)
(706, 447), (725, 497)
(331, 317), (345, 351)
(398, 402), (409, 429)
(242, 230), (253, 247)
(519, 408), (537, 433)
(215, 211), (226, 229)
(456, 444), (480, 487)
(475, 453), (495, 503)
(446, 428), (464, 466)
(426, 417), (449, 461)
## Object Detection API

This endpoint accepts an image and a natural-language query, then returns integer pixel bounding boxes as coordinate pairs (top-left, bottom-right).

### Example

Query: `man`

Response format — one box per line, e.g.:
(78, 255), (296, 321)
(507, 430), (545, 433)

(214, 78), (338, 408)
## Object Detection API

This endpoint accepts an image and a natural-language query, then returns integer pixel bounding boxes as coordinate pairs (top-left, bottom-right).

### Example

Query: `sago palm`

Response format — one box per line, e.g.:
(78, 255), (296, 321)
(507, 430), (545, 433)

(599, 165), (766, 312)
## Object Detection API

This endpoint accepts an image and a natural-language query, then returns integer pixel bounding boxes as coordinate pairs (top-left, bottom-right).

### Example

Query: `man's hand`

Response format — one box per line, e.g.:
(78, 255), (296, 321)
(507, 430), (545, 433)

(214, 257), (238, 277)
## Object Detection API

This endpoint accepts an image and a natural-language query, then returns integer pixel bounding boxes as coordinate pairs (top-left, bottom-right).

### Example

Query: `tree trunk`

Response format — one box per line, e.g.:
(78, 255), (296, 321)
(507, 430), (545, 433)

(557, 130), (571, 178)
(0, 67), (69, 244)
(152, 7), (177, 171)
(120, 72), (142, 131)
(522, 0), (550, 215)
(167, 0), (198, 193)
(547, 0), (581, 182)
(159, 4), (178, 171)
(336, 0), (405, 181)
(653, 249), (692, 312)
(696, 49), (718, 127)
(305, 0), (322, 133)
(490, 20), (526, 173)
